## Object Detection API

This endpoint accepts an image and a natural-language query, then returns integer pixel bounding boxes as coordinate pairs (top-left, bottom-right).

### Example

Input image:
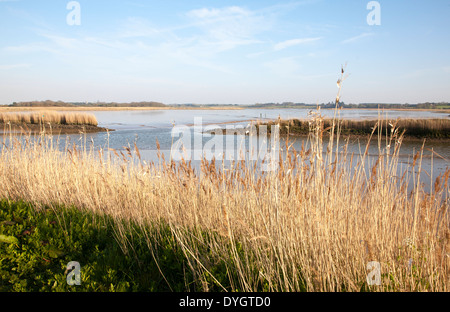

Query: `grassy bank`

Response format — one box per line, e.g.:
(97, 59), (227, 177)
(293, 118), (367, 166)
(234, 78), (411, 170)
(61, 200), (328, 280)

(256, 118), (450, 139)
(0, 123), (110, 135)
(0, 111), (99, 126)
(0, 111), (112, 135)
(0, 199), (243, 292)
(0, 109), (449, 292)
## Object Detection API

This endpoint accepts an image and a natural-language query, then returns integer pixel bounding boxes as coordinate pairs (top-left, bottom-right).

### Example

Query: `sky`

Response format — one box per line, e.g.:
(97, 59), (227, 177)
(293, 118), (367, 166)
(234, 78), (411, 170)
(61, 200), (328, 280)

(0, 0), (449, 105)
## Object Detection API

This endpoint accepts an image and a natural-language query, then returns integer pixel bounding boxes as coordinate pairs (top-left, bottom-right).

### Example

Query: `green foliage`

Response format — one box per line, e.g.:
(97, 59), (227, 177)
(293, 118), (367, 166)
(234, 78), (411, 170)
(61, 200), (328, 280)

(9, 100), (166, 108)
(0, 199), (217, 292)
(0, 199), (295, 292)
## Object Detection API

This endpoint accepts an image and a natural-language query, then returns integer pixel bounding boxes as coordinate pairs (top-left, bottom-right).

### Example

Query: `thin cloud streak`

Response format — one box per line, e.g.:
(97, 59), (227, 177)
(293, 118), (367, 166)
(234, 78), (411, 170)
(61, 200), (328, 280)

(340, 32), (374, 44)
(0, 63), (30, 70)
(274, 37), (322, 51)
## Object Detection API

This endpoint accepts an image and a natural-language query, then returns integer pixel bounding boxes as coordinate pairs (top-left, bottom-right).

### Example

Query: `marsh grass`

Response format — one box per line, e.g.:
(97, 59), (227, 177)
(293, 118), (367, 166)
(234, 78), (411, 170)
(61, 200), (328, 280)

(0, 111), (98, 126)
(1, 111), (448, 292)
(260, 117), (450, 139)
(0, 70), (448, 292)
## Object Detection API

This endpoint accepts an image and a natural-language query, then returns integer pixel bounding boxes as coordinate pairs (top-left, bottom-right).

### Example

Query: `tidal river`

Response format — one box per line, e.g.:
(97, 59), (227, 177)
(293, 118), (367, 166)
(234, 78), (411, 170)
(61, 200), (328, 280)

(49, 108), (449, 191)
(10, 108), (449, 192)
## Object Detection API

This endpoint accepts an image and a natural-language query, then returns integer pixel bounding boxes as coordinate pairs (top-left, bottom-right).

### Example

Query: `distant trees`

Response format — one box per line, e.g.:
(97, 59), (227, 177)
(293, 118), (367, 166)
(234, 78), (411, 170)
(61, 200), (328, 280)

(415, 102), (450, 109)
(8, 100), (449, 109)
(10, 100), (73, 107)
(9, 101), (166, 108)
(252, 102), (309, 108)
(302, 102), (450, 109)
(84, 101), (166, 108)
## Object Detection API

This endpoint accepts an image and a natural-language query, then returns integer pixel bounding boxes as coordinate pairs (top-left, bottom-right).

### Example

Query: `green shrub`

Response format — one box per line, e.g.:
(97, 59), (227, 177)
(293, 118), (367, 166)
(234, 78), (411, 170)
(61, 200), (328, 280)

(0, 199), (230, 292)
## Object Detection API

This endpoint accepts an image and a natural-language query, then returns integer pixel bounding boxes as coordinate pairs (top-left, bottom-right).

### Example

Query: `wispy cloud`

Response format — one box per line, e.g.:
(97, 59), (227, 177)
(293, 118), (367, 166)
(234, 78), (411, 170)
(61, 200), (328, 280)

(341, 32), (374, 44)
(274, 37), (322, 51)
(2, 3), (318, 77)
(185, 6), (269, 51)
(3, 42), (58, 54)
(0, 2), (329, 89)
(0, 63), (30, 70)
(3, 6), (51, 30)
(186, 6), (250, 20)
(116, 17), (162, 38)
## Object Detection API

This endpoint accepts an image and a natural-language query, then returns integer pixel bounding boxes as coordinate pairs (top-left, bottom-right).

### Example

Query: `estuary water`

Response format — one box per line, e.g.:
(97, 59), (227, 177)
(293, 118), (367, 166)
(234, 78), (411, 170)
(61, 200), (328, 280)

(7, 108), (450, 190)
(88, 108), (449, 152)
(50, 108), (449, 188)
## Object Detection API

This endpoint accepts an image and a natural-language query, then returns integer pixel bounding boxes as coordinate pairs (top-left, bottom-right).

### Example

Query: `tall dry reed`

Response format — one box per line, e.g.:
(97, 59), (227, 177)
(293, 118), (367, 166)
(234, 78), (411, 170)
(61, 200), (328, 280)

(0, 111), (98, 126)
(261, 118), (450, 138)
(0, 111), (448, 292)
(0, 71), (448, 292)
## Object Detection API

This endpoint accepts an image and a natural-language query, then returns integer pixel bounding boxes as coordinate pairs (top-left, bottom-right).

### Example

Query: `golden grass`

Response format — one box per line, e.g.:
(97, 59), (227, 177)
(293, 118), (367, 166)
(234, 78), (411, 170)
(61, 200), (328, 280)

(0, 110), (448, 292)
(0, 111), (98, 126)
(260, 117), (450, 139)
(0, 69), (448, 292)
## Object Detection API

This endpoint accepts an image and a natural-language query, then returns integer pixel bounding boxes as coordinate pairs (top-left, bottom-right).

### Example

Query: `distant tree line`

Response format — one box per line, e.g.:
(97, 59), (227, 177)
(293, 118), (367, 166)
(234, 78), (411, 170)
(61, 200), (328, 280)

(7, 100), (449, 109)
(9, 100), (166, 108)
(250, 102), (450, 109)
(330, 102), (450, 109)
(252, 102), (310, 108)
(11, 100), (74, 107)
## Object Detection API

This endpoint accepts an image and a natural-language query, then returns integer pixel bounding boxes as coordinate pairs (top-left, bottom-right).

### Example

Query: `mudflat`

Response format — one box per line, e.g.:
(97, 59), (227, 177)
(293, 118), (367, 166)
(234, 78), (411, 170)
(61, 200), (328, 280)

(0, 123), (112, 135)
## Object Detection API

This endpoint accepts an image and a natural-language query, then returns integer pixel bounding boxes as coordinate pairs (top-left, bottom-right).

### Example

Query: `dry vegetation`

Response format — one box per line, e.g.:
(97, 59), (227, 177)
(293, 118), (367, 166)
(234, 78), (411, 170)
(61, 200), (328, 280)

(0, 109), (448, 292)
(1, 70), (448, 292)
(259, 117), (450, 139)
(0, 111), (98, 126)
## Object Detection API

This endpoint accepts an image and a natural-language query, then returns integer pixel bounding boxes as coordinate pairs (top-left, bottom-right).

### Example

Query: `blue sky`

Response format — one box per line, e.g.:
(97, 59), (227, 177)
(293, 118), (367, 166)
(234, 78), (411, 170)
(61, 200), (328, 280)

(0, 0), (449, 105)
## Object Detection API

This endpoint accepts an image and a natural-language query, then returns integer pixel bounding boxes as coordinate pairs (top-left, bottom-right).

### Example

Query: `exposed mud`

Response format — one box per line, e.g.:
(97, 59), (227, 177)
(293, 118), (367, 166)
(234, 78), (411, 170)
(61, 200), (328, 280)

(0, 123), (113, 135)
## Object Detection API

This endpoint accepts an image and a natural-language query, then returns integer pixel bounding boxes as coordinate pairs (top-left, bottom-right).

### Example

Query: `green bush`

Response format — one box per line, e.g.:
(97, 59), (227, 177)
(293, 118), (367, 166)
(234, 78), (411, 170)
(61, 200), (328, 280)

(0, 200), (209, 291)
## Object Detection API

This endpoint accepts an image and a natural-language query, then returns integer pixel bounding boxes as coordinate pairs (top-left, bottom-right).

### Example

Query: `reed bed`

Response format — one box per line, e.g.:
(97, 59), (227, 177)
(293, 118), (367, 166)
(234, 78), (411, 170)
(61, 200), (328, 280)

(1, 68), (448, 292)
(0, 111), (98, 126)
(0, 109), (448, 292)
(261, 117), (450, 139)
